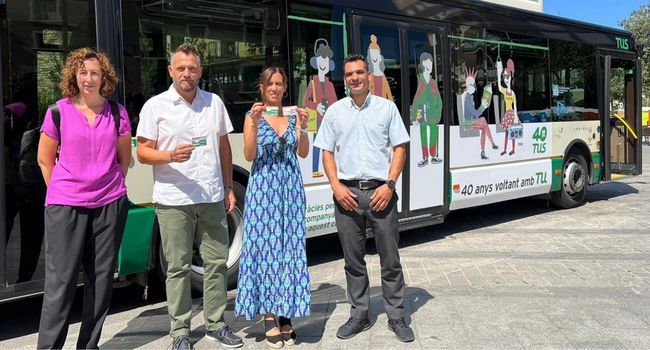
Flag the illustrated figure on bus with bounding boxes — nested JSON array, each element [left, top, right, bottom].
[[367, 34, 393, 101], [461, 67, 498, 160], [496, 58, 519, 156], [303, 38, 338, 178], [410, 52, 442, 166]]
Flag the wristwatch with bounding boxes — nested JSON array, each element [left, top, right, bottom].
[[387, 179, 396, 190]]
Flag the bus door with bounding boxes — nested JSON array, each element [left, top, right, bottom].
[[350, 14, 448, 222], [0, 10, 5, 290], [600, 54, 642, 179]]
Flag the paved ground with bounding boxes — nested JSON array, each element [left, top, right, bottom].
[[1, 146, 649, 349]]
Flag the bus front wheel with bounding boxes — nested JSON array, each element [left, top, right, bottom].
[[156, 181, 245, 294], [551, 152, 588, 209]]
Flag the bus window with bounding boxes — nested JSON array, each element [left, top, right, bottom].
[[485, 31, 551, 125], [288, 3, 346, 183], [359, 25, 401, 108], [1, 0, 96, 286], [549, 40, 598, 121], [121, 0, 286, 134], [450, 25, 491, 127]]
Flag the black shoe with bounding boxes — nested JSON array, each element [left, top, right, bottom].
[[172, 336, 193, 350], [388, 318, 415, 342], [417, 158, 428, 167], [205, 325, 244, 348], [336, 317, 371, 339]]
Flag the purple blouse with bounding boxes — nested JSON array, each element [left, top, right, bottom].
[[40, 98, 131, 208]]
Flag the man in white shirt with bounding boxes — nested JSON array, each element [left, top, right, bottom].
[[136, 43, 243, 350], [314, 54, 415, 342]]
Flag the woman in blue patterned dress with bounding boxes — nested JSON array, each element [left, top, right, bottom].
[[237, 67, 311, 348]]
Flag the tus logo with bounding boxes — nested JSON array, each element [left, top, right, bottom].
[[616, 37, 630, 51]]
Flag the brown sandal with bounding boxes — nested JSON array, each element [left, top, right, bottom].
[[279, 317, 296, 346], [265, 318, 283, 349]]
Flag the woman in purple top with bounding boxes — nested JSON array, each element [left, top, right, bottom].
[[35, 48, 132, 350]]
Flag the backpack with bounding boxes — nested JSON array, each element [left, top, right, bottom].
[[16, 101, 120, 187]]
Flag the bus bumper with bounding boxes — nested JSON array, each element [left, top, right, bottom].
[[117, 205, 156, 275]]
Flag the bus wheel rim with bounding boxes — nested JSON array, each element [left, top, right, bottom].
[[563, 160, 585, 196]]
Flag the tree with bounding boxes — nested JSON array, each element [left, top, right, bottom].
[[620, 3, 650, 105]]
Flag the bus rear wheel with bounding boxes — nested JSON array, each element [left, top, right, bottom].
[[157, 181, 245, 294], [551, 152, 588, 209]]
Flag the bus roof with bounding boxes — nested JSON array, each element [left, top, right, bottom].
[[299, 0, 637, 53]]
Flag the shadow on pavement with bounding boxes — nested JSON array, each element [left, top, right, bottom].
[[0, 283, 158, 341], [100, 305, 170, 349]]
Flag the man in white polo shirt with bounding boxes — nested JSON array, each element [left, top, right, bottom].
[[136, 43, 243, 350]]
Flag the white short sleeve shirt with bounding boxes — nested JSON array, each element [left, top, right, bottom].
[[137, 85, 234, 205]]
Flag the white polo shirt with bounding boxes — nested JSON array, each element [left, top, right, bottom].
[[137, 85, 233, 206]]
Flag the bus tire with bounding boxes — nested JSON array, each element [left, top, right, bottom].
[[156, 181, 246, 295], [550, 152, 588, 209]]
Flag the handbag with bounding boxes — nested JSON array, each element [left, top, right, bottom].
[[509, 124, 524, 139]]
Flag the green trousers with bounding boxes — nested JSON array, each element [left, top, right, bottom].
[[155, 202, 229, 337]]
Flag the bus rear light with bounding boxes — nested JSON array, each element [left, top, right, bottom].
[[554, 169, 562, 175], [594, 164, 600, 169]]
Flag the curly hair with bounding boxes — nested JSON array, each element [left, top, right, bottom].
[[59, 47, 118, 98]]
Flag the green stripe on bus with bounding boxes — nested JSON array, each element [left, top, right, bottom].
[[288, 15, 345, 26], [551, 157, 563, 192], [448, 35, 549, 51], [592, 152, 601, 183], [118, 204, 156, 275]]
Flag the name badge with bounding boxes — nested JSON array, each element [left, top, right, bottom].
[[192, 136, 207, 147], [265, 106, 279, 116], [283, 106, 297, 116]]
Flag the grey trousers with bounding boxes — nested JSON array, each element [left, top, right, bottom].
[[333, 187, 405, 320], [37, 195, 128, 350]]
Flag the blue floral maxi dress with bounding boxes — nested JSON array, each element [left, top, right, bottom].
[[235, 113, 311, 320]]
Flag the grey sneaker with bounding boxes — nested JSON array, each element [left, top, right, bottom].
[[336, 317, 371, 339], [172, 336, 193, 350], [205, 325, 244, 348], [388, 318, 415, 342]]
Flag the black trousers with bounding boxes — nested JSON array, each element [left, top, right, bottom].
[[333, 187, 405, 320], [37, 196, 128, 350]]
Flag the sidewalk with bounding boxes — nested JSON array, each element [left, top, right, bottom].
[[2, 146, 648, 349]]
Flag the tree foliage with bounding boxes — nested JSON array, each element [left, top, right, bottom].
[[620, 3, 650, 104]]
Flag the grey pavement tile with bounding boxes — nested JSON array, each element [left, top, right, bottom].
[[612, 328, 650, 349], [590, 304, 649, 330]]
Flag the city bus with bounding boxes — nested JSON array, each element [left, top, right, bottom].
[[0, 0, 643, 302]]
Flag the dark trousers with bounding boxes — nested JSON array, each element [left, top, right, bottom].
[[333, 187, 405, 320], [37, 196, 128, 350]]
